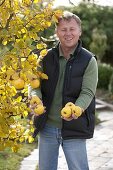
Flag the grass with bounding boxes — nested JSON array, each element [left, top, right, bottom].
[[35, 165, 39, 170], [0, 141, 38, 170]]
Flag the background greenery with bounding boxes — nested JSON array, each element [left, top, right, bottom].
[[43, 2, 113, 66]]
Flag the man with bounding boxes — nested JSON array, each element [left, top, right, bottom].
[[29, 11, 98, 170]]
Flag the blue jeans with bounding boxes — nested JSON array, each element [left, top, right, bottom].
[[38, 124, 89, 170]]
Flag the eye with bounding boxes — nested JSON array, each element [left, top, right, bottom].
[[70, 28, 75, 31], [61, 29, 66, 32]]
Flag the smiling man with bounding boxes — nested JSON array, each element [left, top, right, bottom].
[[56, 13, 81, 59], [30, 11, 98, 170]]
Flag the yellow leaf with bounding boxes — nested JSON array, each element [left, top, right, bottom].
[[34, 0, 39, 3], [54, 10, 63, 19], [19, 136, 25, 143], [2, 40, 7, 45], [40, 49, 48, 57], [46, 21, 51, 27], [12, 145, 20, 153], [30, 127, 34, 133], [21, 28, 26, 33], [29, 120, 33, 125], [16, 96, 22, 102], [41, 73, 48, 79], [37, 43, 46, 50], [1, 66, 6, 72], [28, 136, 34, 143], [21, 58, 26, 62], [23, 111, 28, 117]]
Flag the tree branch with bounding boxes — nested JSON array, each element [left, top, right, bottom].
[[0, 0, 5, 6], [68, 0, 76, 6], [5, 13, 14, 29]]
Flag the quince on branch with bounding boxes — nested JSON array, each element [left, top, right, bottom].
[[12, 78, 25, 90]]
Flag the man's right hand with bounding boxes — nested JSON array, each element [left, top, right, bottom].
[[29, 96, 46, 116]]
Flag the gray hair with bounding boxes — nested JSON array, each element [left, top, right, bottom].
[[56, 11, 82, 30]]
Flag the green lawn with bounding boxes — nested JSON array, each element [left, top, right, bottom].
[[0, 142, 38, 170]]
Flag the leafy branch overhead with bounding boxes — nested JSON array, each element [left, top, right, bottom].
[[0, 0, 62, 152]]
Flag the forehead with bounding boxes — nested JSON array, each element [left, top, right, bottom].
[[57, 18, 79, 27]]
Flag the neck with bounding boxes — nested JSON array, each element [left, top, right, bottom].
[[60, 46, 74, 59]]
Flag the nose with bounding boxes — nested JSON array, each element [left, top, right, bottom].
[[65, 29, 71, 35]]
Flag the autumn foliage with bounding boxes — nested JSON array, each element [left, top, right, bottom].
[[0, 0, 62, 152]]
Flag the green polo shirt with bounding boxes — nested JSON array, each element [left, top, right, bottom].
[[29, 47, 98, 129], [47, 53, 67, 128]]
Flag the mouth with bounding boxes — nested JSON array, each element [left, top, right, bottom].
[[65, 38, 73, 41]]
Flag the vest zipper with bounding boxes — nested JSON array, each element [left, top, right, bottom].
[[67, 64, 72, 89]]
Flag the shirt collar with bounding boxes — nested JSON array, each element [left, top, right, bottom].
[[59, 43, 78, 58]]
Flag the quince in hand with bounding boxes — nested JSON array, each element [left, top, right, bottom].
[[71, 105, 82, 117], [65, 102, 82, 117], [34, 104, 45, 115], [61, 106, 72, 118], [65, 102, 75, 108], [30, 96, 41, 105], [30, 79, 40, 89]]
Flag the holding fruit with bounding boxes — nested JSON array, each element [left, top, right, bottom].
[[34, 104, 45, 115], [71, 105, 83, 117], [66, 102, 82, 117], [30, 96, 42, 105], [61, 102, 83, 119], [30, 96, 45, 115]]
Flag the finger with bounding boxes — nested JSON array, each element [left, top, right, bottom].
[[28, 96, 32, 100], [61, 116, 73, 121], [72, 114, 78, 119], [30, 103, 37, 109]]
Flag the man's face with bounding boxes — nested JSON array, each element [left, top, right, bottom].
[[56, 18, 81, 49]]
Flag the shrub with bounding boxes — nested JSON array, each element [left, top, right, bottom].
[[97, 63, 113, 90]]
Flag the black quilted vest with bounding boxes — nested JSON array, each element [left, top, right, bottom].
[[33, 41, 96, 139]]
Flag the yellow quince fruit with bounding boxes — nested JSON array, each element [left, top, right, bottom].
[[65, 102, 75, 108], [71, 105, 82, 117], [30, 96, 41, 105], [30, 79, 40, 89], [12, 78, 25, 90], [34, 104, 45, 115], [65, 102, 82, 117], [61, 106, 72, 118]]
